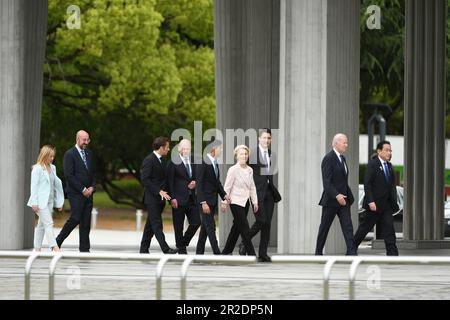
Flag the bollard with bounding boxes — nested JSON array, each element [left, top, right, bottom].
[[91, 208, 98, 230], [136, 209, 143, 231]]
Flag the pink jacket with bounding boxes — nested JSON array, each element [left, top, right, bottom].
[[223, 164, 258, 207]]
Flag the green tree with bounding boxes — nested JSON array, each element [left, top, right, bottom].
[[43, 0, 216, 208], [360, 0, 404, 135], [360, 0, 450, 138]]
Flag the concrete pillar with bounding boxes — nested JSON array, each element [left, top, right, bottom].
[[403, 0, 446, 241], [214, 0, 280, 248], [277, 0, 360, 254], [0, 0, 47, 249]]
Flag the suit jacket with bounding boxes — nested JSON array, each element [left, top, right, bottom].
[[318, 150, 354, 207], [166, 155, 196, 206], [363, 157, 399, 212], [141, 152, 168, 204], [27, 164, 65, 209], [63, 147, 96, 196], [248, 147, 282, 203], [195, 157, 226, 207], [223, 163, 258, 207]]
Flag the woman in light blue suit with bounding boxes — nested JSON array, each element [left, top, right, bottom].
[[27, 145, 65, 251]]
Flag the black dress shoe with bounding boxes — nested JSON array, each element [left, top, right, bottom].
[[178, 248, 187, 254], [238, 242, 246, 256], [257, 255, 271, 263], [164, 248, 178, 254]]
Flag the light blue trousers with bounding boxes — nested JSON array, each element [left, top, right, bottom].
[[33, 202, 57, 249]]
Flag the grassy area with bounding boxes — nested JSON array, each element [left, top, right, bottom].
[[93, 191, 134, 209], [393, 166, 450, 185], [361, 164, 450, 185]]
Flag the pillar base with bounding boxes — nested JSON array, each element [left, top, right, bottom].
[[372, 239, 450, 250]]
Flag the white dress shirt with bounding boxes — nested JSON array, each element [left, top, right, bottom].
[[333, 148, 347, 174]]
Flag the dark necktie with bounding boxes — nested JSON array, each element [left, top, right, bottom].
[[213, 159, 219, 178], [340, 155, 347, 174], [184, 157, 192, 178], [80, 149, 88, 169], [263, 150, 269, 175]]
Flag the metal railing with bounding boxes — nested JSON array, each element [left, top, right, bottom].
[[0, 251, 256, 300], [271, 256, 355, 299], [2, 251, 450, 300], [271, 255, 450, 300]]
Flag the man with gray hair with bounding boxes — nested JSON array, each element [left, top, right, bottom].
[[315, 133, 357, 255], [166, 139, 200, 254]]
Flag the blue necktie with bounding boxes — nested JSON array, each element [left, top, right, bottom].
[[383, 162, 390, 182], [184, 157, 192, 178], [80, 149, 88, 169]]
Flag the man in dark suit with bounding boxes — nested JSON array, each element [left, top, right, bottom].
[[56, 130, 96, 252], [315, 133, 357, 256], [166, 139, 200, 254], [354, 141, 399, 256], [238, 128, 282, 262], [139, 137, 177, 254], [195, 139, 230, 254]]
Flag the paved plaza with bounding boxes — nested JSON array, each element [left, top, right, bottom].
[[1, 228, 450, 300]]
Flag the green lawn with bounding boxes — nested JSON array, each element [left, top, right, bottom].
[[393, 166, 450, 185], [93, 191, 134, 209]]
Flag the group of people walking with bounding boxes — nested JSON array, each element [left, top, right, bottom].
[[27, 129, 399, 258], [315, 134, 399, 256], [138, 128, 281, 262]]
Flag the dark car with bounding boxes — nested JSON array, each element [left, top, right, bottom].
[[358, 185, 450, 237], [445, 201, 450, 237], [358, 184, 403, 234]]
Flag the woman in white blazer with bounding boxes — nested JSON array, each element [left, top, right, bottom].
[[27, 145, 65, 251]]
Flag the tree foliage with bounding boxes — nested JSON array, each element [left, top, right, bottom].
[[360, 0, 450, 138], [43, 0, 215, 208]]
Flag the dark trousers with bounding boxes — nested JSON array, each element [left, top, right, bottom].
[[140, 200, 170, 253], [354, 207, 398, 256], [315, 205, 356, 255], [196, 204, 221, 254], [245, 190, 275, 257], [56, 193, 93, 252], [222, 202, 256, 256], [172, 197, 201, 251]]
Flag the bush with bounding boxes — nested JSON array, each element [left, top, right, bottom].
[[108, 179, 144, 204]]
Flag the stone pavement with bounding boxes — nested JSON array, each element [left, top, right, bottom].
[[1, 228, 450, 300]]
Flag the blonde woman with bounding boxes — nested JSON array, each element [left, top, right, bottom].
[[27, 145, 65, 252], [221, 145, 258, 256]]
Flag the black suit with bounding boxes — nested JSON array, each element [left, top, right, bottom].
[[166, 156, 200, 253], [139, 152, 171, 253], [195, 157, 226, 254], [354, 158, 399, 255], [57, 146, 96, 252], [315, 150, 356, 255], [239, 147, 281, 257]]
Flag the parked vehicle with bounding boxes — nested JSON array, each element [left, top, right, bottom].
[[445, 201, 450, 237], [358, 185, 450, 237]]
